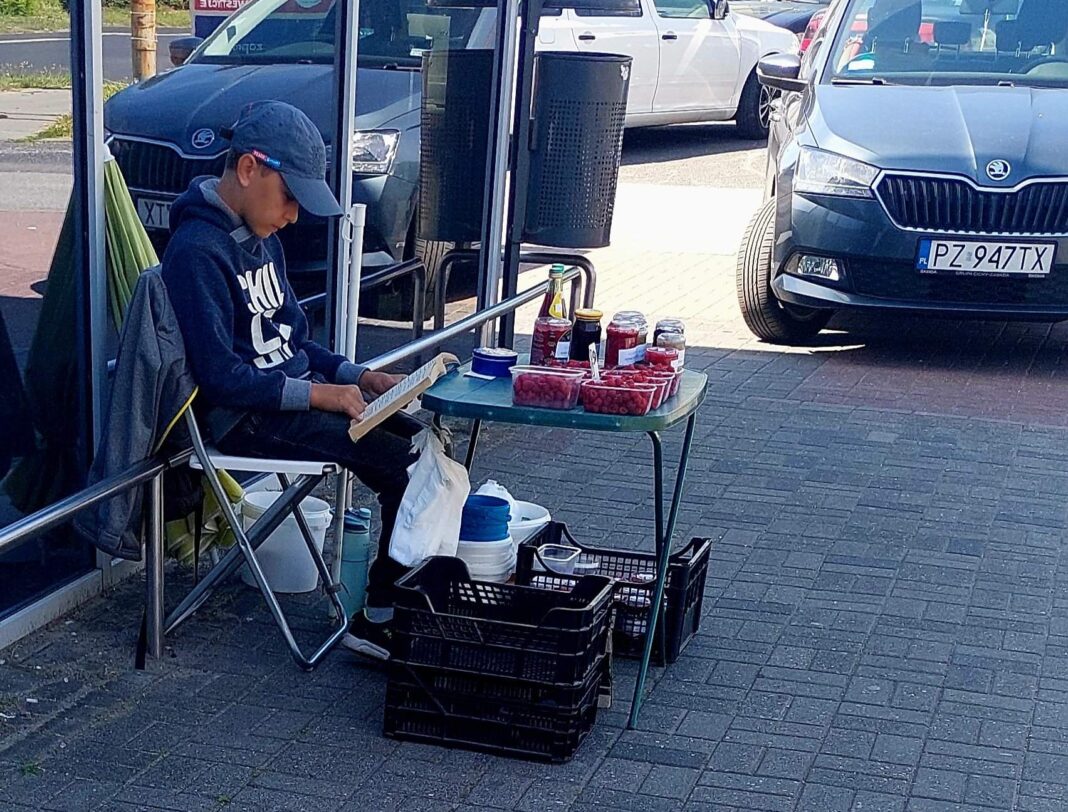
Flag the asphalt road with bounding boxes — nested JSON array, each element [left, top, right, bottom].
[[0, 28, 186, 82]]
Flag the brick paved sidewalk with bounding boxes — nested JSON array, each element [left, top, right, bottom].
[[7, 185, 1068, 810]]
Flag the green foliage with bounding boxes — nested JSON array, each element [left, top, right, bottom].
[[0, 0, 35, 16]]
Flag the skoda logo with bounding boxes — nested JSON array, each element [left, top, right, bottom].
[[191, 128, 215, 150], [986, 159, 1011, 182]]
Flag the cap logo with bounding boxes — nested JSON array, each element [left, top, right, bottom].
[[250, 149, 282, 171]]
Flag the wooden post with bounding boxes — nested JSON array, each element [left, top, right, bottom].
[[131, 0, 157, 81]]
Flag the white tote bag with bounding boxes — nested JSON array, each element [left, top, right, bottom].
[[388, 427, 471, 567]]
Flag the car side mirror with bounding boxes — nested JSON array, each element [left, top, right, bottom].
[[169, 36, 204, 67], [757, 53, 805, 93], [711, 0, 729, 19]]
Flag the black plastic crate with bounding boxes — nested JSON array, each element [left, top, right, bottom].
[[384, 657, 605, 762], [515, 523, 712, 664], [392, 556, 615, 685]]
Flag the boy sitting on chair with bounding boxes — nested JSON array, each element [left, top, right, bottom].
[[162, 100, 412, 661]]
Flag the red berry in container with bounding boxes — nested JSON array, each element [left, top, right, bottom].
[[511, 365, 584, 410], [580, 381, 656, 416]]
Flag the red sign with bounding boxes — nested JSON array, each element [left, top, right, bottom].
[[191, 0, 247, 13]]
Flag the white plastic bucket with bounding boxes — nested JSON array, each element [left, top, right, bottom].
[[239, 490, 333, 594], [457, 536, 516, 582], [509, 501, 551, 546]]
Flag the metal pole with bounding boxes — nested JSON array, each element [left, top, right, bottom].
[[499, 0, 542, 348], [344, 204, 367, 361], [476, 0, 521, 348], [70, 0, 107, 454], [145, 473, 164, 659], [327, 0, 361, 351], [327, 0, 361, 613]]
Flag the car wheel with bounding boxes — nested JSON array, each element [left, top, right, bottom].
[[736, 199, 832, 344], [736, 71, 775, 141]]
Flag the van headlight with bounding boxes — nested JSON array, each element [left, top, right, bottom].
[[352, 130, 399, 174], [795, 147, 878, 198]]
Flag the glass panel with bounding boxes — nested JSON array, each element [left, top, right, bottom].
[[828, 0, 1068, 86], [0, 54, 95, 618], [654, 0, 711, 19]]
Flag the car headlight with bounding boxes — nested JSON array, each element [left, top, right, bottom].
[[795, 147, 878, 198], [352, 130, 399, 174]]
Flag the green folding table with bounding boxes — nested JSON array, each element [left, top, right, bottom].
[[422, 364, 708, 727]]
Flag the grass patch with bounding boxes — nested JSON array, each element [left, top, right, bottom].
[[0, 67, 71, 91], [22, 79, 126, 141], [0, 0, 189, 33], [18, 761, 42, 777]]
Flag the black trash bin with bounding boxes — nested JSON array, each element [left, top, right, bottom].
[[522, 51, 631, 249], [418, 49, 495, 244]]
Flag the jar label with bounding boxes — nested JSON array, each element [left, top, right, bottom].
[[555, 340, 571, 360], [617, 345, 643, 366]]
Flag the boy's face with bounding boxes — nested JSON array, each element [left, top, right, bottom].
[[235, 153, 300, 238]]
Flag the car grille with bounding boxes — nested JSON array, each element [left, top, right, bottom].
[[849, 260, 1068, 306], [876, 174, 1068, 236], [109, 137, 226, 195]]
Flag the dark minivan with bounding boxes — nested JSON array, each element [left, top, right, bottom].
[[737, 0, 1068, 343]]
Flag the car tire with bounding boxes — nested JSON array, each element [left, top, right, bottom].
[[736, 199, 832, 344], [736, 71, 775, 141]]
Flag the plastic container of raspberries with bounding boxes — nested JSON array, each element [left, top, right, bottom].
[[580, 381, 656, 416], [511, 366, 586, 410]]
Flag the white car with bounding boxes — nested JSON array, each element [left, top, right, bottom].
[[536, 0, 798, 137]]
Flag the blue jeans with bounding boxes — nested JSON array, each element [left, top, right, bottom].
[[216, 408, 420, 610]]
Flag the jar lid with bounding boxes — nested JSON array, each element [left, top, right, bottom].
[[655, 318, 685, 328], [535, 316, 571, 327], [574, 309, 603, 321], [475, 346, 519, 358]]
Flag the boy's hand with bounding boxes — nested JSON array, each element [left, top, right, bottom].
[[310, 383, 366, 420], [360, 370, 405, 398]]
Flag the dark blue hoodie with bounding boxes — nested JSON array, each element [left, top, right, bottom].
[[162, 176, 366, 437]]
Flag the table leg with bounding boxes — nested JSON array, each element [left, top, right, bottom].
[[629, 413, 698, 728], [648, 432, 667, 666], [464, 419, 483, 471]]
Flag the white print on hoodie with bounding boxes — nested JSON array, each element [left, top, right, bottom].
[[237, 261, 295, 369]]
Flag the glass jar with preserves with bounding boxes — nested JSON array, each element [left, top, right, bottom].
[[569, 309, 603, 362], [654, 330, 686, 368], [605, 317, 642, 367], [610, 311, 647, 365], [653, 318, 685, 345], [530, 316, 572, 366], [646, 346, 680, 370]]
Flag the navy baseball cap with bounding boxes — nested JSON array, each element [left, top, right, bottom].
[[220, 101, 343, 218]]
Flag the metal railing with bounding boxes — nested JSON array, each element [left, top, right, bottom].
[[0, 261, 596, 639]]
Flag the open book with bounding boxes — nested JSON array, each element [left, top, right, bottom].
[[348, 352, 459, 441]]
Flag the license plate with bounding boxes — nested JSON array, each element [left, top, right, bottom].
[[136, 197, 171, 230], [917, 239, 1055, 276]]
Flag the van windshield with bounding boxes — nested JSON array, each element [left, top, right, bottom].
[[827, 0, 1068, 87], [194, 0, 484, 67]]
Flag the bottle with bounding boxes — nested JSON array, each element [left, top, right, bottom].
[[339, 508, 373, 619], [538, 264, 568, 321]]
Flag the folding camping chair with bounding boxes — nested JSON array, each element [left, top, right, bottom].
[[158, 410, 350, 671], [116, 267, 351, 671]]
